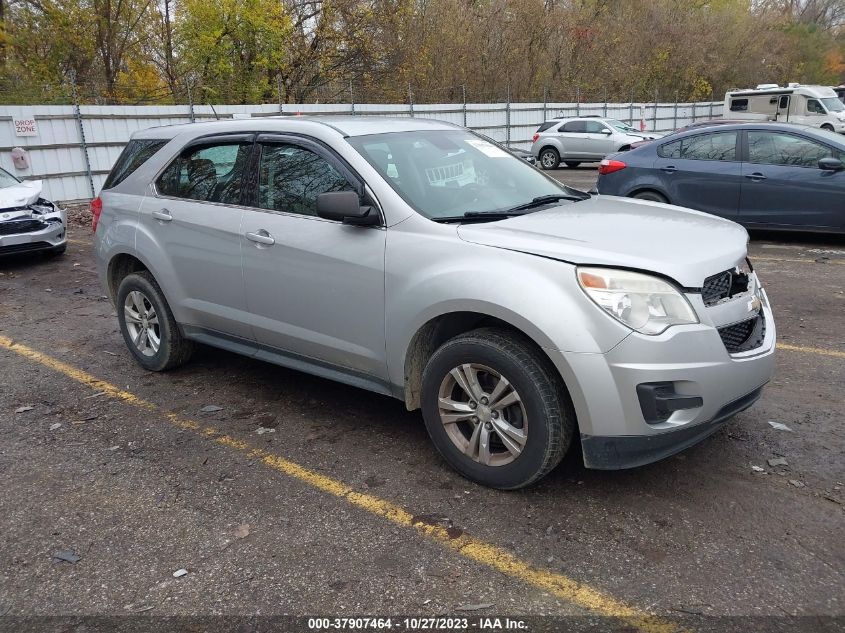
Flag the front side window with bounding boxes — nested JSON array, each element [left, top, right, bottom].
[[730, 98, 748, 112], [657, 132, 737, 161], [820, 97, 845, 112], [156, 142, 252, 204], [561, 121, 587, 133], [257, 143, 354, 216], [0, 167, 19, 189], [104, 139, 168, 189], [747, 131, 841, 168], [584, 121, 609, 134], [807, 99, 825, 114], [348, 130, 573, 220]]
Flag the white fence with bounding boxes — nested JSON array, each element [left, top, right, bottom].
[[0, 100, 724, 203]]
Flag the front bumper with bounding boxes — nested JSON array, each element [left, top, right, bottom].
[[0, 213, 67, 256], [548, 291, 776, 469]]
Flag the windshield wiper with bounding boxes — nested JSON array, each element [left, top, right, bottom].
[[503, 193, 588, 213], [431, 210, 530, 223]]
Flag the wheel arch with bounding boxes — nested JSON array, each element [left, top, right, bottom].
[[106, 252, 150, 304]]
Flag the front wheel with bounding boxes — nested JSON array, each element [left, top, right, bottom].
[[539, 148, 560, 170], [116, 271, 194, 371], [821, 124, 834, 133], [420, 328, 574, 489]]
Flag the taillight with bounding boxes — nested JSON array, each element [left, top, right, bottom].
[[532, 133, 539, 143], [90, 196, 103, 233], [598, 159, 626, 175]]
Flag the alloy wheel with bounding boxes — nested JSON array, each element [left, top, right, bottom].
[[123, 290, 160, 357]]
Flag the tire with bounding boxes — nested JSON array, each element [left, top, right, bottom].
[[43, 243, 67, 257], [564, 161, 581, 168], [539, 148, 560, 170], [116, 271, 194, 371], [420, 328, 574, 489], [822, 124, 834, 133], [632, 190, 668, 203]]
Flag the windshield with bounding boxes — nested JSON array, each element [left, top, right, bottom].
[[821, 97, 845, 113], [0, 168, 19, 189], [348, 130, 577, 220], [607, 119, 638, 133]]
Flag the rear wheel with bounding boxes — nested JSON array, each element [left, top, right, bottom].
[[539, 148, 560, 170], [116, 271, 194, 371], [420, 328, 573, 489], [632, 190, 668, 203], [564, 161, 581, 168]]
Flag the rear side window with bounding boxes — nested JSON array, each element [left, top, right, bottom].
[[561, 121, 588, 133], [156, 141, 252, 204], [103, 139, 167, 189], [729, 98, 748, 112], [657, 132, 737, 161]]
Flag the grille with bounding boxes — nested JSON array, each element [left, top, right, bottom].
[[702, 268, 750, 306], [0, 219, 48, 236], [718, 314, 766, 354]]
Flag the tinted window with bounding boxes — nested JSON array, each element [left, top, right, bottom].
[[536, 122, 557, 133], [584, 121, 609, 133], [257, 144, 353, 216], [561, 121, 587, 133], [103, 139, 167, 189], [156, 142, 251, 204], [747, 131, 841, 168], [657, 132, 736, 161], [729, 98, 748, 112], [807, 99, 825, 114]]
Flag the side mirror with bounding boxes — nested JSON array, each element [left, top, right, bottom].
[[316, 191, 379, 226], [818, 157, 844, 171], [600, 129, 613, 135]]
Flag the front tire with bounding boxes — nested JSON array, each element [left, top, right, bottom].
[[116, 271, 194, 371], [539, 148, 560, 170], [420, 328, 574, 489], [821, 124, 834, 133]]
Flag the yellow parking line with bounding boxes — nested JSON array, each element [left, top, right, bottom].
[[0, 334, 684, 633], [776, 343, 845, 359]]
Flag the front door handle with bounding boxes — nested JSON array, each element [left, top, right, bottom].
[[744, 172, 767, 182], [245, 230, 276, 246], [661, 165, 677, 174], [152, 209, 172, 222]]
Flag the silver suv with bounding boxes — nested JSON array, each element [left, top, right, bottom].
[[93, 117, 775, 489], [531, 117, 663, 169]]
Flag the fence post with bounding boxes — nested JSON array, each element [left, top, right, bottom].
[[349, 80, 355, 115], [408, 82, 414, 118], [462, 84, 467, 127], [603, 88, 608, 118], [186, 81, 195, 123], [629, 88, 634, 125], [709, 90, 714, 119], [652, 88, 658, 131], [70, 75, 95, 200], [543, 86, 548, 123], [277, 76, 284, 115], [505, 84, 511, 146], [575, 85, 580, 117], [673, 91, 678, 130]]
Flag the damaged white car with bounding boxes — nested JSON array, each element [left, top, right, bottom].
[[0, 168, 66, 257]]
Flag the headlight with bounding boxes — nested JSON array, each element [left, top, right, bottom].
[[577, 267, 698, 335]]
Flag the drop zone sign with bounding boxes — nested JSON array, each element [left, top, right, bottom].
[[13, 114, 38, 137]]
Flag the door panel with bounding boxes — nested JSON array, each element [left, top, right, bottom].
[[739, 130, 844, 230], [653, 132, 742, 219], [139, 138, 253, 337], [240, 139, 388, 379]]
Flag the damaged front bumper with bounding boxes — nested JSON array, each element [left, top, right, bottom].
[[0, 203, 67, 256]]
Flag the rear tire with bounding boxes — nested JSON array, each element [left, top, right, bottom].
[[564, 161, 581, 168], [420, 328, 574, 489], [539, 148, 560, 170], [116, 271, 194, 371], [632, 190, 668, 203]]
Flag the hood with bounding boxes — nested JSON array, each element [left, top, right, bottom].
[[0, 180, 42, 210], [457, 196, 748, 287]]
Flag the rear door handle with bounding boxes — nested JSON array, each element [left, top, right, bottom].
[[745, 172, 767, 181], [661, 166, 677, 174], [152, 209, 172, 222], [245, 230, 276, 246]]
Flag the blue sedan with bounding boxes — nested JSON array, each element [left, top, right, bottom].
[[596, 123, 844, 233]]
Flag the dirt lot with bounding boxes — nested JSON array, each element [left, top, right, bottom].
[[0, 188, 843, 632]]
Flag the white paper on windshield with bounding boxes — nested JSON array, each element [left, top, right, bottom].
[[0, 179, 42, 209], [465, 139, 509, 158]]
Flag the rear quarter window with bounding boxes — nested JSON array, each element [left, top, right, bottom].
[[536, 122, 558, 133], [657, 139, 682, 158], [103, 139, 168, 190]]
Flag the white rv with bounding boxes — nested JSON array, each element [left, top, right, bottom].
[[724, 83, 845, 133]]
